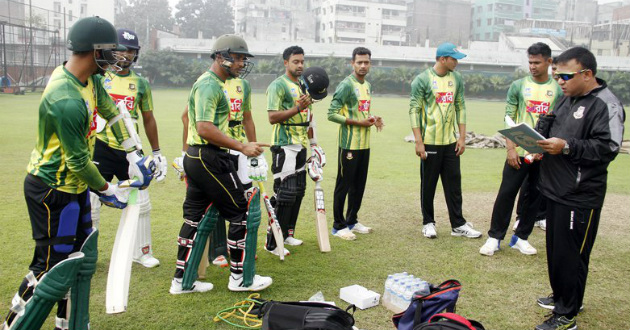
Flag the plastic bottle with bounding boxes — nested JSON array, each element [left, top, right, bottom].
[[383, 275, 394, 305], [416, 280, 430, 296], [402, 285, 414, 309]]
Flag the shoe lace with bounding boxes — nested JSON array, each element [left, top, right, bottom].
[[543, 313, 559, 325]]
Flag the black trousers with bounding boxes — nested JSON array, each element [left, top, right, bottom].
[[420, 143, 466, 228], [5, 175, 92, 324], [546, 201, 601, 318], [333, 148, 370, 230], [488, 159, 541, 240], [93, 138, 129, 181], [175, 145, 248, 277], [515, 177, 547, 222]]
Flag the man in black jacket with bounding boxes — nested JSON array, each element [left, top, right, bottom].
[[534, 47, 625, 330]]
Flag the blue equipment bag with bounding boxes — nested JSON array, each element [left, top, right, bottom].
[[393, 280, 462, 330]]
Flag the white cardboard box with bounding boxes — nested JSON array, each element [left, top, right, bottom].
[[339, 285, 380, 310]]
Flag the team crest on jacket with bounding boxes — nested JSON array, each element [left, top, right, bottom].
[[236, 86, 242, 94], [547, 90, 553, 96], [346, 151, 353, 160], [448, 81, 454, 87], [573, 106, 585, 119], [129, 83, 136, 91]]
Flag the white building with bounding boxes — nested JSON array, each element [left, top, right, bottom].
[[31, 0, 116, 31], [313, 0, 407, 45]]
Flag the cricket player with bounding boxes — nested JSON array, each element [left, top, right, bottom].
[[327, 47, 383, 240], [91, 28, 166, 268], [479, 42, 562, 256], [2, 16, 154, 330], [263, 46, 324, 256], [534, 47, 625, 330], [170, 34, 272, 294], [409, 42, 481, 239], [174, 74, 263, 268]]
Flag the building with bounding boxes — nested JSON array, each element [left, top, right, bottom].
[[471, 0, 558, 41], [406, 0, 472, 47], [555, 0, 597, 24], [313, 0, 408, 45], [233, 0, 317, 43]]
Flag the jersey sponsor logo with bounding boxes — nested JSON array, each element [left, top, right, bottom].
[[230, 98, 242, 114], [359, 100, 370, 112], [129, 83, 136, 91], [110, 93, 136, 112], [526, 100, 550, 114], [103, 78, 112, 90], [436, 92, 454, 104], [432, 80, 438, 90], [290, 88, 298, 98], [573, 106, 585, 119], [88, 107, 98, 138], [524, 87, 532, 97]]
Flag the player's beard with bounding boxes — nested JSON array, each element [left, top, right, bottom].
[[290, 68, 302, 78]]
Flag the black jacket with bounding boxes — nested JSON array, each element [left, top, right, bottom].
[[537, 79, 625, 209]]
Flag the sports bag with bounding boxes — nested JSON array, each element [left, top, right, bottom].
[[258, 301, 355, 330], [393, 280, 461, 330], [414, 313, 485, 330]]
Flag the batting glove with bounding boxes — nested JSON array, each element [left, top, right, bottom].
[[307, 159, 323, 182], [99, 182, 130, 209], [247, 155, 268, 182], [126, 150, 155, 189], [152, 149, 167, 182], [172, 152, 186, 181], [311, 145, 326, 167]]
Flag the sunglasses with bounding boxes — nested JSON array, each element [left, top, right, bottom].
[[553, 69, 590, 81]]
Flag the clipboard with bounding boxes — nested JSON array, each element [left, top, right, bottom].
[[498, 116, 546, 154]]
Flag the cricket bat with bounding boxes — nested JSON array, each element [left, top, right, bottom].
[[258, 182, 285, 260], [105, 186, 139, 314], [313, 181, 331, 252], [197, 239, 210, 279]]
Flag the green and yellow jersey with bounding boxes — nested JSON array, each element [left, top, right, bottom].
[[224, 78, 251, 143], [328, 74, 372, 150], [186, 70, 230, 146], [505, 75, 563, 156], [267, 75, 311, 148], [409, 68, 466, 145], [97, 70, 153, 150], [27, 66, 130, 194]]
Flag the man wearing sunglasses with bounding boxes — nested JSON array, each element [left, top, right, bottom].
[[534, 47, 625, 330], [480, 42, 562, 257]]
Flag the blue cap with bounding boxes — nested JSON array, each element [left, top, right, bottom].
[[436, 42, 466, 60], [117, 28, 140, 50]]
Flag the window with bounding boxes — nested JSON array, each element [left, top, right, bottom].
[[282, 26, 286, 32], [69, 10, 73, 21], [485, 32, 490, 39], [80, 4, 87, 15], [329, 22, 333, 28], [477, 19, 481, 27], [487, 18, 491, 25], [487, 4, 492, 11], [477, 6, 482, 13]]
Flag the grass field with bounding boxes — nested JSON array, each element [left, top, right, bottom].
[[0, 89, 628, 330]]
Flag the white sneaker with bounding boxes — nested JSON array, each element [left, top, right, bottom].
[[535, 219, 547, 231], [509, 235, 537, 255], [284, 237, 303, 246], [264, 246, 290, 257], [451, 222, 482, 238], [332, 227, 357, 240], [512, 219, 520, 232], [212, 255, 228, 268], [133, 254, 160, 268], [479, 237, 500, 256], [228, 274, 273, 292], [350, 222, 372, 234], [169, 278, 213, 294], [422, 223, 437, 238]]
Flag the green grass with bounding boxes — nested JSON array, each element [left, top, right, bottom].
[[0, 90, 628, 330]]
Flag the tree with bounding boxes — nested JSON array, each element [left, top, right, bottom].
[[115, 0, 175, 47], [175, 0, 234, 39]]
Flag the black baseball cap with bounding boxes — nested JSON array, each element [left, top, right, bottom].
[[300, 66, 329, 100]]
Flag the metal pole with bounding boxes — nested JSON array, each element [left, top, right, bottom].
[[29, 0, 35, 91], [2, 24, 7, 88]]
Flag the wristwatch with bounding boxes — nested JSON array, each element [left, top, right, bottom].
[[562, 142, 570, 155]]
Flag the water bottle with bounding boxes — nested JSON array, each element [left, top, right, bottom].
[[416, 280, 430, 296], [383, 275, 394, 305], [402, 285, 414, 309]]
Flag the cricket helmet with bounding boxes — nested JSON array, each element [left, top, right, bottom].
[[300, 66, 329, 100], [211, 34, 254, 78], [67, 16, 125, 52]]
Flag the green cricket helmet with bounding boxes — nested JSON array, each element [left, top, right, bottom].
[[211, 34, 254, 78], [67, 16, 125, 71]]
